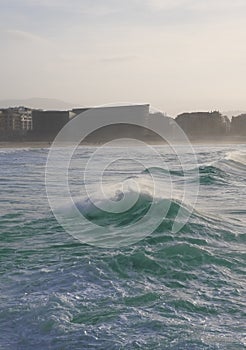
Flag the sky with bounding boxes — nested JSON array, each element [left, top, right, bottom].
[[0, 0, 246, 116]]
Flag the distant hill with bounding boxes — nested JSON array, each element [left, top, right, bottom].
[[0, 98, 77, 110]]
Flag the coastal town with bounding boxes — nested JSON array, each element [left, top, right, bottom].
[[0, 105, 245, 143]]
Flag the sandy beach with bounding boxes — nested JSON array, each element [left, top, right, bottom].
[[0, 142, 52, 149]]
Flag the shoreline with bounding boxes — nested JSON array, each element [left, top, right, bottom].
[[0, 138, 245, 149], [0, 141, 52, 149]]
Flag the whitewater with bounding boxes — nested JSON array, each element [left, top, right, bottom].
[[0, 144, 245, 349]]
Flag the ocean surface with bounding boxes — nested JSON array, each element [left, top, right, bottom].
[[0, 144, 245, 349]]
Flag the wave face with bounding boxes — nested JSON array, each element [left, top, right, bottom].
[[0, 145, 246, 349]]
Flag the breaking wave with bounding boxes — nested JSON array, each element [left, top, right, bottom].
[[224, 150, 246, 168]]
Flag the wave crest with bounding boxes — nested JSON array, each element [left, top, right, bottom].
[[224, 151, 246, 167]]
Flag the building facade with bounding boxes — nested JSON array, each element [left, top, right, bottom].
[[0, 107, 33, 140], [231, 114, 246, 136], [32, 110, 69, 138], [176, 111, 230, 139]]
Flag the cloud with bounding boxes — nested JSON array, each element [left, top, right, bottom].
[[7, 0, 74, 9], [99, 55, 138, 63], [4, 0, 121, 16], [3, 29, 50, 44], [145, 0, 246, 11], [0, 0, 246, 114], [2, 0, 246, 40], [144, 0, 189, 11], [140, 0, 246, 25]]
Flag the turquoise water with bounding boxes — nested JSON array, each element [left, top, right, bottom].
[[0, 145, 245, 349]]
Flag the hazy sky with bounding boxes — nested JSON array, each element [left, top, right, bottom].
[[0, 0, 246, 116]]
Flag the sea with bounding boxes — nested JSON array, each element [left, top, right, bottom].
[[0, 143, 245, 349]]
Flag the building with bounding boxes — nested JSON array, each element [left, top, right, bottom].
[[145, 111, 175, 141], [0, 109, 8, 135], [18, 107, 33, 131], [0, 107, 33, 140], [231, 114, 246, 136], [0, 107, 33, 133], [175, 111, 230, 139], [0, 109, 16, 132], [80, 104, 151, 143], [32, 110, 69, 138], [70, 108, 90, 118]]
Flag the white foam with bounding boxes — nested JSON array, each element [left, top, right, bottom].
[[225, 151, 246, 166], [80, 175, 171, 214]]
